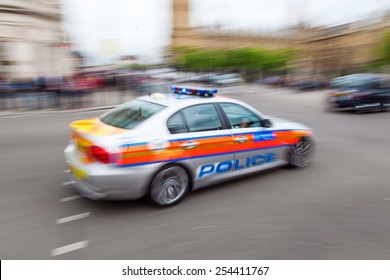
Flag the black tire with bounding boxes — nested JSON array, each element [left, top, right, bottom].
[[148, 165, 190, 207], [288, 136, 315, 168], [381, 102, 390, 112]]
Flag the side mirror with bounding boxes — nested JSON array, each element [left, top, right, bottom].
[[261, 118, 272, 128]]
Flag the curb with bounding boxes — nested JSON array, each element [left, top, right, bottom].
[[0, 105, 118, 116]]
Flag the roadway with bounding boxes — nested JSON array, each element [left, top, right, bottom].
[[1, 84, 389, 259]]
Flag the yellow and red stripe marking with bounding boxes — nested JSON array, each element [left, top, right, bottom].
[[118, 135, 235, 166], [117, 129, 312, 167]]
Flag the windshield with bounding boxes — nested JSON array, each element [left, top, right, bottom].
[[100, 99, 165, 129]]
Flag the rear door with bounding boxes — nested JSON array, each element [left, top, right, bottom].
[[166, 103, 235, 188]]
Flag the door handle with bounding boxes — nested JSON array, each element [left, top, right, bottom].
[[180, 141, 199, 149], [235, 136, 248, 143]]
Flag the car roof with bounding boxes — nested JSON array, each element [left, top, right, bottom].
[[136, 92, 233, 107]]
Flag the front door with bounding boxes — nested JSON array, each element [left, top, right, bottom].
[[166, 103, 235, 188], [218, 102, 287, 175]]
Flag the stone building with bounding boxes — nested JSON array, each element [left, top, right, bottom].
[[300, 17, 390, 74], [171, 0, 390, 75], [0, 0, 75, 81], [172, 0, 295, 52]]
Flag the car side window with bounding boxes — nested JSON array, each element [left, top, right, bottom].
[[167, 112, 188, 134], [220, 103, 262, 129], [179, 104, 223, 133]]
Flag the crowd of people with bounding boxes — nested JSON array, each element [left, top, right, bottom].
[[0, 70, 148, 111], [0, 73, 107, 111]]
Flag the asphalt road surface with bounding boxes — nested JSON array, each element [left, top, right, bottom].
[[1, 84, 389, 259]]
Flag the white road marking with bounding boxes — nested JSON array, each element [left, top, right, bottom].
[[191, 225, 217, 230], [383, 198, 390, 201], [64, 169, 70, 173], [59, 195, 83, 202], [51, 240, 89, 256], [56, 212, 90, 224], [62, 181, 75, 186], [0, 114, 30, 119]]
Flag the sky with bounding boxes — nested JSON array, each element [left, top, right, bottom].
[[60, 0, 390, 64]]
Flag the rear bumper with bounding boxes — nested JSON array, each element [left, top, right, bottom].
[[328, 99, 384, 111], [64, 143, 160, 200], [328, 95, 390, 111]]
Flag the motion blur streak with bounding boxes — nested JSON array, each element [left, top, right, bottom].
[[1, 0, 390, 259], [1, 84, 390, 259]]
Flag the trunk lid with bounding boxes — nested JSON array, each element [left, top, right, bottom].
[[70, 118, 128, 164]]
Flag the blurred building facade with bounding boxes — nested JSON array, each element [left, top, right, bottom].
[[300, 17, 390, 75], [172, 0, 294, 51], [172, 0, 390, 75], [0, 0, 74, 80]]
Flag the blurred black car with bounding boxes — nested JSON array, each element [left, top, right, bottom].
[[326, 73, 390, 112]]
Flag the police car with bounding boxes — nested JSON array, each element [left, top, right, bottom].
[[64, 86, 314, 206]]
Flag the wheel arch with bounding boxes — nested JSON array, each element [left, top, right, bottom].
[[147, 161, 194, 193], [287, 134, 315, 168]]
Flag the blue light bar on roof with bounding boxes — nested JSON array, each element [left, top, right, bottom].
[[171, 85, 217, 97]]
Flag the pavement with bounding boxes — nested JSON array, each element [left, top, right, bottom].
[[0, 87, 135, 116], [0, 105, 117, 117]]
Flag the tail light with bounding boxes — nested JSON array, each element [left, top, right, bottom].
[[90, 146, 112, 164]]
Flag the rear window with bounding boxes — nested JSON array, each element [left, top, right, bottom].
[[100, 99, 165, 129]]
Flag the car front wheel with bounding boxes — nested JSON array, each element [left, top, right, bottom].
[[148, 165, 190, 206], [288, 136, 315, 168]]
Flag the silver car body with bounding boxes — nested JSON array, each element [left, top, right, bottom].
[[64, 92, 313, 200]]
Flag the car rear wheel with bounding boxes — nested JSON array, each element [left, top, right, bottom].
[[148, 165, 190, 206], [381, 101, 390, 112], [288, 137, 315, 168]]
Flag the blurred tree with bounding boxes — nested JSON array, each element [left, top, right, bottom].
[[370, 30, 390, 71], [173, 47, 294, 79]]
